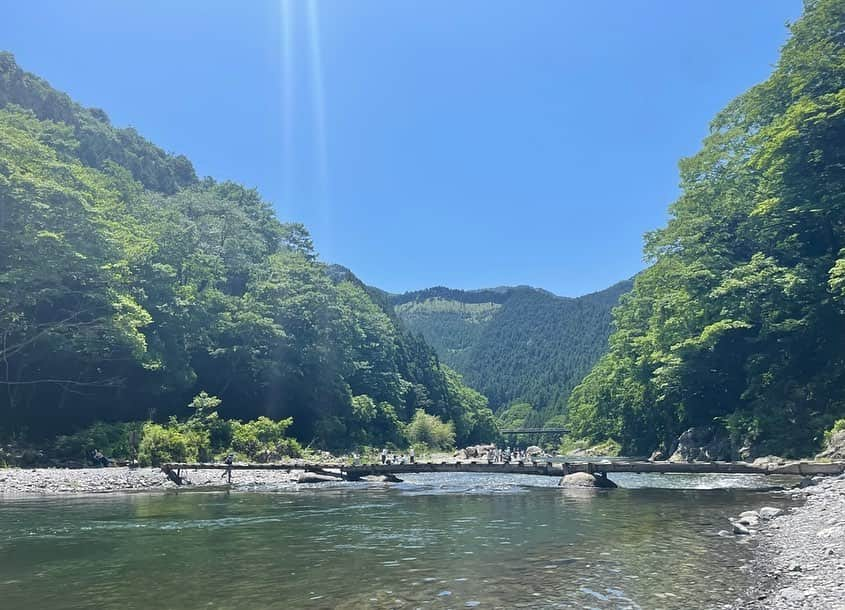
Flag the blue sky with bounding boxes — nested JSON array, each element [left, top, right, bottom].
[[4, 1, 802, 296]]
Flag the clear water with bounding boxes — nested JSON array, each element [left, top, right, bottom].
[[0, 473, 795, 609]]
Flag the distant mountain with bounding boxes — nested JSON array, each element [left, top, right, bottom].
[[390, 281, 633, 424]]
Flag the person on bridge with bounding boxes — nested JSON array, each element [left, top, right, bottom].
[[410, 447, 415, 464], [381, 448, 387, 464]]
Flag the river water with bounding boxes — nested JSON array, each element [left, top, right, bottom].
[[0, 472, 796, 609]]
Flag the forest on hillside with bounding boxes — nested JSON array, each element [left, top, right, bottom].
[[393, 282, 631, 426], [0, 52, 496, 456], [568, 0, 845, 458]]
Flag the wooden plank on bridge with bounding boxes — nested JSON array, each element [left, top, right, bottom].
[[161, 459, 845, 479]]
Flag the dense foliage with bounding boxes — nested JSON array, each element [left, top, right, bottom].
[[0, 54, 496, 450], [404, 409, 456, 450], [137, 395, 302, 467], [393, 282, 631, 424], [568, 0, 845, 458]]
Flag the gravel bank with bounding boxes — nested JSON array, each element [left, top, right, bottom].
[[0, 466, 299, 494], [730, 475, 845, 610]]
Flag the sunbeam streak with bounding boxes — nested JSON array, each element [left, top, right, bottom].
[[305, 0, 332, 256]]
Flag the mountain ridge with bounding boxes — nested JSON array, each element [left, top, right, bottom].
[[390, 279, 633, 424]]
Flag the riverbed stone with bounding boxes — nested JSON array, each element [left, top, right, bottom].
[[732, 522, 751, 535], [295, 472, 341, 484], [558, 472, 617, 488], [759, 507, 782, 520], [739, 514, 760, 527]]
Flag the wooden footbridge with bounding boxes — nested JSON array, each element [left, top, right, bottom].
[[161, 459, 845, 486]]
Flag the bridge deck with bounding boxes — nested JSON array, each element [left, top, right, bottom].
[[162, 459, 845, 478]]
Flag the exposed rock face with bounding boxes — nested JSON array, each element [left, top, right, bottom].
[[558, 472, 618, 489], [668, 426, 732, 462], [817, 429, 845, 460], [648, 450, 665, 462]]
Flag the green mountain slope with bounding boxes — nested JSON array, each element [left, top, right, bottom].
[[0, 52, 495, 449], [568, 0, 845, 458], [391, 281, 632, 422]]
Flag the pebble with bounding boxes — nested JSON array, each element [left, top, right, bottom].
[[730, 476, 845, 609], [0, 467, 298, 495]]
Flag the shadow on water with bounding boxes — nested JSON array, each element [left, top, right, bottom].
[[0, 473, 797, 609]]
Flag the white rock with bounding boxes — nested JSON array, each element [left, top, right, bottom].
[[737, 511, 760, 526], [759, 506, 782, 520], [732, 522, 751, 535], [777, 587, 805, 602], [817, 525, 845, 539]]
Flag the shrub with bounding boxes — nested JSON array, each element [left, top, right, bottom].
[[349, 395, 404, 448], [55, 422, 144, 461], [558, 436, 622, 457], [176, 392, 234, 460], [231, 416, 299, 460], [138, 423, 195, 466], [824, 418, 845, 445], [405, 410, 455, 450]]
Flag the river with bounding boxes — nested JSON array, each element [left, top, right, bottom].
[[0, 472, 796, 609]]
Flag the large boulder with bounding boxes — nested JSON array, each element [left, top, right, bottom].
[[558, 472, 618, 489], [668, 426, 732, 462], [817, 429, 845, 460], [752, 455, 787, 466], [295, 471, 340, 484], [459, 444, 496, 459], [525, 445, 543, 457]]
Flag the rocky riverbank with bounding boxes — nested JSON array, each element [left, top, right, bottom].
[[0, 466, 300, 494], [730, 474, 845, 610]]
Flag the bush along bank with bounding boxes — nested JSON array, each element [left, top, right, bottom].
[[1, 392, 468, 468]]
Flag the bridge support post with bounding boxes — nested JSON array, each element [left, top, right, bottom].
[[161, 465, 184, 486], [593, 471, 617, 489]]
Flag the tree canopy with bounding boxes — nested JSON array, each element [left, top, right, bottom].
[[0, 53, 496, 450], [567, 0, 845, 458], [393, 282, 631, 425]]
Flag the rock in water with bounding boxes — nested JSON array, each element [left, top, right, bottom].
[[738, 514, 760, 527], [295, 472, 340, 484], [362, 474, 403, 483], [732, 522, 751, 535], [759, 506, 782, 520], [558, 472, 617, 488]]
